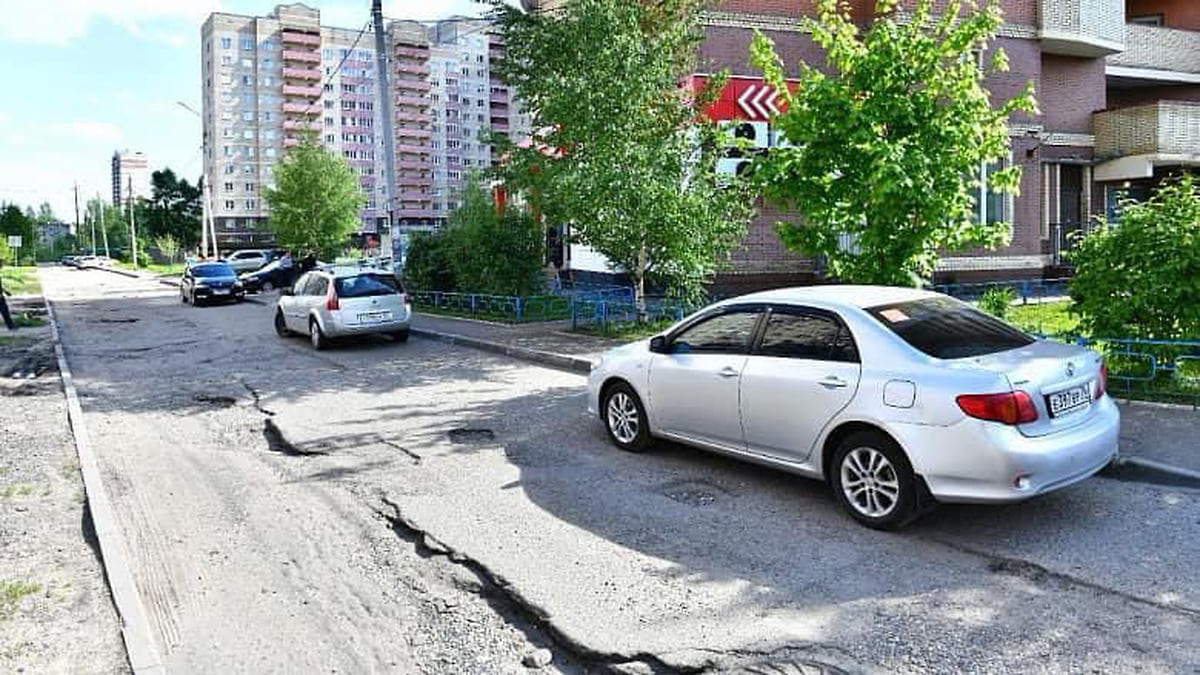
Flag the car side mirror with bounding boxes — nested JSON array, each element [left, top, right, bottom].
[[280, 287, 294, 296], [649, 335, 668, 354]]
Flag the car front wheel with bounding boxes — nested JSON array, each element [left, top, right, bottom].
[[830, 431, 919, 530], [309, 319, 327, 350], [274, 310, 290, 337], [601, 382, 652, 452]]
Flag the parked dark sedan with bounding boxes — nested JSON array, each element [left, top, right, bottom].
[[180, 262, 245, 306], [239, 256, 296, 293]]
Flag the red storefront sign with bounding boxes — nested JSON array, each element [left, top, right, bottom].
[[690, 75, 800, 122]]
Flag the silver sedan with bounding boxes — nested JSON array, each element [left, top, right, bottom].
[[587, 286, 1119, 530]]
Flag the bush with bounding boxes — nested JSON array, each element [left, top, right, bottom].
[[1069, 176, 1200, 340], [979, 286, 1017, 320], [404, 232, 454, 291]]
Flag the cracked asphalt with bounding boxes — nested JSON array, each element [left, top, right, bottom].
[[43, 267, 1200, 673]]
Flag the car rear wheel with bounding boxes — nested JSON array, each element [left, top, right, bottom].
[[830, 431, 919, 530], [274, 310, 290, 337], [601, 382, 652, 453], [391, 329, 409, 343], [261, 280, 273, 292], [309, 318, 327, 350]]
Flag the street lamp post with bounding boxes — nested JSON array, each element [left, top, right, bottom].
[[176, 101, 218, 259]]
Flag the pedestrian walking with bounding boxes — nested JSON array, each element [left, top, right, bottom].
[[0, 268, 15, 331]]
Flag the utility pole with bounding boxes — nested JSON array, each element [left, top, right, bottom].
[[97, 193, 110, 258], [89, 199, 97, 255], [372, 0, 399, 262], [200, 177, 210, 259], [128, 175, 138, 267], [74, 183, 81, 245]]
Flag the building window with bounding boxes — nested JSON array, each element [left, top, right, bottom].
[[972, 160, 1010, 226], [225, 200, 236, 210], [223, 182, 234, 192], [1131, 14, 1164, 26], [221, 37, 232, 49], [243, 130, 254, 140], [224, 146, 235, 157], [222, 128, 234, 139], [242, 38, 253, 50], [263, 111, 273, 122], [246, 200, 256, 210], [244, 166, 254, 175], [224, 165, 235, 174], [221, 54, 233, 66], [242, 111, 254, 121]]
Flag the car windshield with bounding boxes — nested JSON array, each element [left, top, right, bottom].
[[867, 296, 1034, 359], [193, 263, 236, 278], [335, 274, 401, 298]]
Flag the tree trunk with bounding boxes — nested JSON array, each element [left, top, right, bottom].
[[635, 242, 648, 323]]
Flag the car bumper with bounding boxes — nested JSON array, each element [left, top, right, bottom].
[[324, 317, 411, 337], [194, 288, 244, 301], [890, 395, 1120, 504]]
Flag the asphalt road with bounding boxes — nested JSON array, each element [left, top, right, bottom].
[[44, 266, 1200, 674]]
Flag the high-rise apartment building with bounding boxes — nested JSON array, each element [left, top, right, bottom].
[[111, 150, 150, 208], [199, 5, 530, 251]]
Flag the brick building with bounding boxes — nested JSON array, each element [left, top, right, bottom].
[[528, 0, 1200, 291]]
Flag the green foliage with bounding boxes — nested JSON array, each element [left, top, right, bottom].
[[154, 234, 181, 264], [1069, 176, 1200, 340], [144, 169, 203, 248], [492, 0, 754, 306], [0, 204, 36, 264], [264, 135, 363, 260], [0, 580, 41, 618], [404, 180, 545, 296], [750, 0, 1038, 285], [979, 286, 1016, 319]]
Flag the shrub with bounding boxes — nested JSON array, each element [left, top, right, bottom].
[[979, 286, 1017, 320], [404, 232, 454, 292], [1069, 176, 1200, 340]]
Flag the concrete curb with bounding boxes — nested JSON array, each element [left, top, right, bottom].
[[85, 264, 180, 288], [45, 300, 166, 674], [1114, 456, 1200, 489], [411, 327, 593, 375]]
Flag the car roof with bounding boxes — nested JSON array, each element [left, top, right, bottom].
[[728, 285, 940, 310], [315, 265, 394, 279], [192, 261, 233, 270]]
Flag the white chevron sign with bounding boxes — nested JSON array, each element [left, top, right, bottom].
[[737, 84, 780, 120]]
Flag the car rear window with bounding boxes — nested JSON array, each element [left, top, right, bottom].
[[193, 263, 235, 278], [867, 296, 1034, 359], [335, 274, 403, 298]]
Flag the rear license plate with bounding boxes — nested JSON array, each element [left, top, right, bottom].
[[1047, 386, 1090, 417], [357, 310, 392, 324]]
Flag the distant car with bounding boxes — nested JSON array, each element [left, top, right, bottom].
[[224, 249, 271, 274], [180, 262, 245, 306], [274, 268, 411, 349], [60, 255, 79, 266], [74, 255, 98, 267], [91, 256, 114, 267], [240, 257, 296, 293], [587, 286, 1119, 530]]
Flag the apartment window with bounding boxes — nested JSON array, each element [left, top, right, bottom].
[[221, 37, 232, 49], [246, 199, 256, 209], [325, 134, 336, 143], [262, 111, 273, 122], [224, 146, 235, 157], [242, 58, 252, 68], [325, 100, 335, 109], [242, 111, 254, 122], [264, 41, 275, 51], [447, 140, 460, 149], [325, 116, 335, 126], [224, 200, 236, 210], [244, 166, 254, 175], [221, 54, 233, 66], [265, 129, 276, 140], [1131, 14, 1164, 26], [224, 165, 235, 174], [223, 182, 234, 192], [246, 147, 256, 158], [262, 76, 274, 86], [264, 58, 274, 69], [245, 183, 256, 192], [223, 128, 234, 139], [243, 130, 254, 140], [324, 83, 333, 93], [971, 160, 1010, 226], [461, 67, 470, 77], [241, 75, 251, 86], [242, 38, 253, 50], [266, 148, 277, 158]]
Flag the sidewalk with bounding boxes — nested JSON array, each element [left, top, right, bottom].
[[411, 313, 620, 374]]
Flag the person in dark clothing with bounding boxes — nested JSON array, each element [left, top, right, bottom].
[[0, 269, 14, 331]]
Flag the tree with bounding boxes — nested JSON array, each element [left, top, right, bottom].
[[145, 169, 202, 248], [492, 0, 754, 311], [264, 135, 363, 259], [1069, 176, 1200, 340], [155, 234, 181, 265], [0, 204, 35, 263], [36, 202, 56, 224], [447, 180, 545, 296], [749, 0, 1038, 285]]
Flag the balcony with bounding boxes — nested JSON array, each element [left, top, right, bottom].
[[1093, 101, 1200, 180], [490, 91, 508, 103], [395, 78, 431, 92], [283, 120, 321, 131], [1038, 0, 1124, 57], [395, 45, 429, 59], [282, 67, 321, 81], [282, 102, 319, 115], [282, 84, 321, 97], [282, 49, 320, 64], [397, 208, 435, 219], [284, 137, 301, 148], [396, 127, 431, 138], [395, 95, 429, 108], [397, 191, 431, 201], [395, 111, 431, 123], [396, 62, 429, 76], [398, 160, 431, 170], [397, 143, 432, 155], [397, 176, 427, 186], [491, 123, 511, 133], [1107, 23, 1200, 83], [281, 30, 321, 47]]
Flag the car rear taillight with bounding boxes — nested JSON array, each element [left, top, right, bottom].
[[957, 391, 1039, 425], [325, 286, 340, 311], [1095, 361, 1108, 399], [401, 293, 411, 307]]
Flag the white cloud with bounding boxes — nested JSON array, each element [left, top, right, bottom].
[[0, 0, 222, 46], [52, 121, 125, 144]]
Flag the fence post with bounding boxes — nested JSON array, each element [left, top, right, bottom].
[[571, 297, 577, 330], [471, 294, 477, 316], [516, 296, 524, 322]]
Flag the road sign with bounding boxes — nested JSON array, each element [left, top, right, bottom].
[[6, 235, 21, 249]]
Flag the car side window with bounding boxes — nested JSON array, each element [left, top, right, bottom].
[[309, 276, 329, 297], [670, 311, 760, 354], [758, 311, 859, 363], [293, 273, 312, 294]]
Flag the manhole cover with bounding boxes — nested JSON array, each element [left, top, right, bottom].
[[659, 478, 730, 507], [448, 428, 495, 444]]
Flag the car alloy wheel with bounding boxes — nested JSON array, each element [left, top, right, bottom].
[[831, 431, 919, 530], [601, 382, 651, 452], [840, 447, 900, 518], [309, 319, 326, 350]]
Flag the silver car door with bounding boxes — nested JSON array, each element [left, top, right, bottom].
[[647, 308, 762, 449], [284, 273, 309, 329], [739, 307, 862, 462]]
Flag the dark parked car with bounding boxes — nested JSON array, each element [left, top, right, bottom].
[[180, 262, 245, 306], [239, 256, 296, 293]]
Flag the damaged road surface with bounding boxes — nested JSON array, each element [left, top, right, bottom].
[[43, 267, 1200, 674]]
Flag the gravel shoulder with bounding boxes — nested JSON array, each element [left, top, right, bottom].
[[0, 319, 128, 673]]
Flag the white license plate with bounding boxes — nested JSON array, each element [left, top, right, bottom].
[[357, 311, 392, 324], [212, 288, 230, 295], [1047, 386, 1090, 417]]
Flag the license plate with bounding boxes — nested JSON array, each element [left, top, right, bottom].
[[1047, 385, 1090, 417], [357, 311, 392, 324], [212, 288, 229, 295]]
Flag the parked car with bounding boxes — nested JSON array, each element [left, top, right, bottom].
[[240, 256, 296, 293], [73, 255, 97, 267], [224, 249, 271, 274], [274, 267, 411, 349], [587, 286, 1118, 530], [180, 262, 245, 306]]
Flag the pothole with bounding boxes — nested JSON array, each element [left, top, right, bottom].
[[90, 317, 139, 324], [448, 428, 496, 444], [263, 418, 326, 456], [659, 478, 731, 507], [193, 393, 238, 408]]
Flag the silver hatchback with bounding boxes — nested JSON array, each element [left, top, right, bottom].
[[274, 268, 412, 349]]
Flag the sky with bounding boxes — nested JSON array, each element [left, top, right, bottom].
[[0, 0, 505, 223]]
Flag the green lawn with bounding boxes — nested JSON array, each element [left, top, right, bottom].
[[116, 261, 186, 276], [1005, 300, 1080, 337], [573, 318, 675, 341], [0, 267, 41, 295]]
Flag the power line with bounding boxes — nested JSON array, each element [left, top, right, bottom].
[[304, 20, 373, 116]]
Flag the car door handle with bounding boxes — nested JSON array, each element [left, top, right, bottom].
[[718, 367, 740, 378], [819, 376, 848, 389]]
